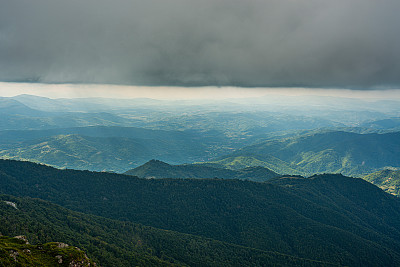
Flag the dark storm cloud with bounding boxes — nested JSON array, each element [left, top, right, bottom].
[[0, 0, 399, 88]]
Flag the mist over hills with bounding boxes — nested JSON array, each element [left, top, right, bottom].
[[1, 94, 400, 175], [0, 98, 46, 116], [0, 99, 136, 131], [3, 94, 400, 133]]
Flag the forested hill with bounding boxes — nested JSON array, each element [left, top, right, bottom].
[[2, 159, 400, 265], [0, 126, 222, 172], [124, 159, 279, 182], [364, 169, 400, 196], [0, 195, 333, 267], [225, 131, 400, 176]]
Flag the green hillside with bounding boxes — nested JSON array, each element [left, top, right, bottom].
[[364, 169, 400, 196], [196, 155, 306, 175], [125, 159, 279, 182], [0, 196, 332, 267], [226, 131, 400, 176], [0, 133, 213, 172], [1, 160, 400, 266], [0, 235, 94, 267]]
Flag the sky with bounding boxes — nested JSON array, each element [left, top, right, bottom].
[[0, 0, 400, 89]]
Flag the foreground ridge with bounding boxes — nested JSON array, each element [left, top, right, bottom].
[[0, 235, 95, 266], [1, 159, 400, 266]]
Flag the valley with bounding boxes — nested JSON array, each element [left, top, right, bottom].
[[1, 95, 400, 177]]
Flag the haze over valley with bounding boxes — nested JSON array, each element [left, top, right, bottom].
[[1, 91, 399, 176]]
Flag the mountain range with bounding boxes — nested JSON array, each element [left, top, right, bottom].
[[2, 94, 400, 266], [2, 126, 400, 176], [221, 130, 400, 176], [2, 95, 400, 177], [0, 126, 231, 172]]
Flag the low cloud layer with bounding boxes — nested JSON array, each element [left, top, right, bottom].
[[1, 0, 399, 88]]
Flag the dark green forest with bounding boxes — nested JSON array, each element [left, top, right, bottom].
[[1, 159, 400, 266], [0, 195, 334, 267], [125, 159, 279, 182]]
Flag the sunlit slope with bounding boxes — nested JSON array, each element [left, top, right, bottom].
[[1, 160, 400, 265], [196, 155, 306, 175], [223, 131, 400, 176], [364, 169, 400, 196], [0, 129, 217, 172]]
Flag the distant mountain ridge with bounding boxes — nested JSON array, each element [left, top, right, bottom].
[[360, 117, 400, 130], [0, 98, 45, 116], [222, 131, 400, 176], [125, 159, 280, 182], [0, 127, 226, 172], [2, 127, 400, 176], [3, 95, 400, 178], [0, 97, 137, 131]]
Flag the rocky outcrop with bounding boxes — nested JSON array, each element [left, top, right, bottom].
[[0, 235, 96, 266]]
